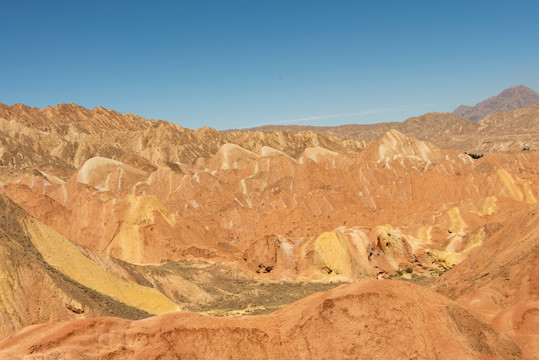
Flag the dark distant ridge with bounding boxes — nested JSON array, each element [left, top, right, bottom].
[[452, 85, 539, 122]]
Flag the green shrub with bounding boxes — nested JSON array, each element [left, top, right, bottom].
[[465, 152, 483, 159]]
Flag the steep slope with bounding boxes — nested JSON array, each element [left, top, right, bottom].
[[361, 128, 444, 163], [0, 185, 350, 332], [453, 85, 539, 122], [0, 195, 157, 337], [1, 191, 338, 332], [435, 204, 539, 358], [0, 280, 522, 360]]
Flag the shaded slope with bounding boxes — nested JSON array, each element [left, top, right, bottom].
[[0, 190, 347, 331], [0, 101, 537, 358]]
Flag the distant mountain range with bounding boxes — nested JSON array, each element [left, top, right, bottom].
[[233, 85, 539, 153], [452, 85, 539, 122]]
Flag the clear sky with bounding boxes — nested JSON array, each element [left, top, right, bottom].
[[1, 0, 538, 130]]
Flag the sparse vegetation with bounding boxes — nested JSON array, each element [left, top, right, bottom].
[[148, 259, 345, 315]]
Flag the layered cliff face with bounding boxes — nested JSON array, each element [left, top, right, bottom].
[[0, 102, 537, 358]]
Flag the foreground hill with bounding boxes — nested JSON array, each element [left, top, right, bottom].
[[0, 281, 522, 360], [453, 85, 539, 122]]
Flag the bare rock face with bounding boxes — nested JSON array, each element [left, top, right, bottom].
[[0, 281, 523, 360], [362, 128, 444, 163], [2, 126, 538, 277]]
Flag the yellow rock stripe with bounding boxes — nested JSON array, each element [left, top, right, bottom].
[[22, 218, 180, 315]]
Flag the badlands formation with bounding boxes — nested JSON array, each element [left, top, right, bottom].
[[0, 97, 537, 359]]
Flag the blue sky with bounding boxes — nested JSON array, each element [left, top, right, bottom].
[[1, 0, 538, 130]]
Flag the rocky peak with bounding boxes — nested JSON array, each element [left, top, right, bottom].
[[453, 85, 539, 122]]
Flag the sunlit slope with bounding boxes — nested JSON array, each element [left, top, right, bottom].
[[0, 195, 179, 336], [21, 216, 179, 314]]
